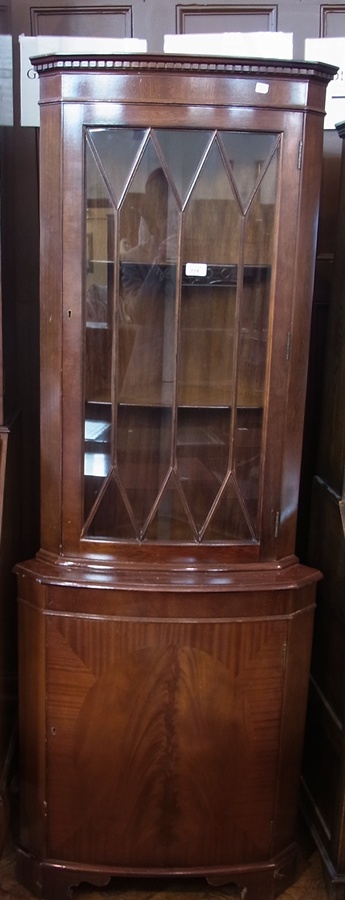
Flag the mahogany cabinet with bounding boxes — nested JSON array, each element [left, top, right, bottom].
[[15, 53, 335, 900], [301, 120, 345, 899]]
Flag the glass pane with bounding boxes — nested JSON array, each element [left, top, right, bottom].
[[119, 146, 179, 406], [83, 127, 278, 544], [85, 472, 136, 540], [182, 137, 240, 265], [88, 127, 148, 205], [203, 475, 254, 541], [116, 140, 180, 532], [84, 139, 114, 523], [85, 139, 114, 330], [154, 129, 213, 204], [117, 407, 172, 533], [145, 472, 196, 542], [179, 139, 240, 409], [176, 409, 230, 533], [235, 145, 278, 532], [220, 131, 278, 209], [84, 127, 148, 529], [233, 409, 263, 532]]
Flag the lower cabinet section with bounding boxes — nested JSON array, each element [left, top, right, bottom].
[[16, 558, 318, 900]]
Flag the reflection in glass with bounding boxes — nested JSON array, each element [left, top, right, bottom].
[[153, 130, 213, 205], [176, 410, 230, 534], [219, 131, 277, 210], [179, 137, 240, 410], [119, 157, 179, 405], [83, 128, 279, 543]]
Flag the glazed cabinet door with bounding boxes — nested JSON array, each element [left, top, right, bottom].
[[84, 127, 278, 545], [49, 101, 305, 562]]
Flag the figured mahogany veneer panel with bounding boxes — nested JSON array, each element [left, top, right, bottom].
[[45, 610, 287, 867]]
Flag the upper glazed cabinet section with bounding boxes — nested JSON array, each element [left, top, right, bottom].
[[84, 126, 277, 544], [34, 55, 335, 561]]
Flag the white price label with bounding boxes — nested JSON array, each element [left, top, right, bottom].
[[185, 263, 207, 277], [255, 82, 269, 94]]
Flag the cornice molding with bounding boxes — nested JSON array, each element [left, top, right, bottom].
[[31, 52, 337, 85]]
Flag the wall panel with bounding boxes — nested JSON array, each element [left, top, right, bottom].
[[321, 4, 345, 36], [176, 4, 277, 34], [31, 5, 132, 38]]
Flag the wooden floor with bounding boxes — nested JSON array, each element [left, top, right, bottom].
[[0, 822, 329, 900]]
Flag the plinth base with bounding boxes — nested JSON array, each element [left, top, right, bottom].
[[16, 842, 299, 900]]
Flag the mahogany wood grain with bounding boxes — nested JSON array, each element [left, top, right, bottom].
[[17, 564, 316, 898], [15, 55, 334, 900]]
